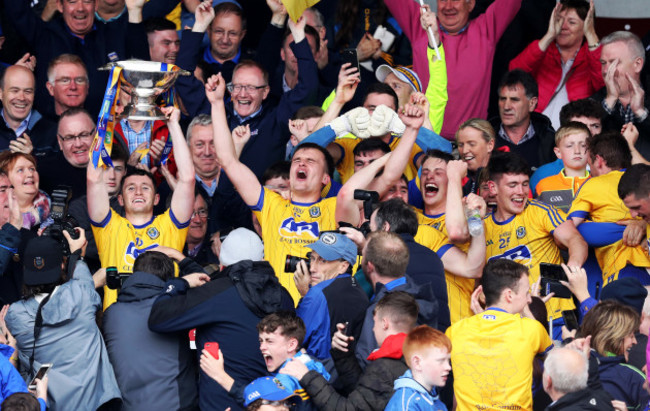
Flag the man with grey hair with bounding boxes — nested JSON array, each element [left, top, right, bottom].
[[186, 113, 251, 235], [594, 31, 650, 158], [543, 346, 616, 410], [45, 54, 89, 118]]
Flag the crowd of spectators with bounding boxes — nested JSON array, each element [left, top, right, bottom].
[[0, 0, 650, 409]]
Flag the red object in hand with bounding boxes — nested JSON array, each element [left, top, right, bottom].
[[205, 342, 219, 359]]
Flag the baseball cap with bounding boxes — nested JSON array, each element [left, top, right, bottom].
[[376, 65, 422, 93], [23, 237, 64, 286], [600, 277, 648, 315], [243, 375, 303, 406], [212, 0, 242, 8], [306, 231, 357, 265], [219, 228, 264, 266]]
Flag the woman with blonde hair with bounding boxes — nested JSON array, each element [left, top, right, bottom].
[[455, 118, 496, 196], [0, 151, 50, 229], [578, 300, 649, 408]]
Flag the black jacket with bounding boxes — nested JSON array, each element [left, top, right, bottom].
[[103, 272, 199, 411], [400, 233, 450, 331], [300, 351, 407, 411], [355, 275, 439, 368], [148, 260, 294, 411], [545, 355, 615, 411], [491, 111, 556, 169], [0, 112, 57, 154]]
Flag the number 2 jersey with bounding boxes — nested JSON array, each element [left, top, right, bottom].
[[484, 200, 575, 319], [251, 188, 338, 304]]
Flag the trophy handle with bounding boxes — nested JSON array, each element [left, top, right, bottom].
[[98, 62, 191, 76]]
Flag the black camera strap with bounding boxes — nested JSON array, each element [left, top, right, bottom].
[[29, 292, 52, 377]]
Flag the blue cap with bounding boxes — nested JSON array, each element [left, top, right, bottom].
[[307, 232, 357, 265], [243, 375, 303, 406], [212, 0, 242, 8]]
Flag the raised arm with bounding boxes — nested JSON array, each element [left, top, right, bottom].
[[164, 107, 195, 223], [336, 153, 390, 226], [86, 163, 110, 224], [440, 194, 486, 277], [207, 74, 263, 206], [369, 104, 422, 195], [445, 160, 470, 243]]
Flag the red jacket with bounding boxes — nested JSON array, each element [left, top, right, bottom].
[[509, 40, 604, 113]]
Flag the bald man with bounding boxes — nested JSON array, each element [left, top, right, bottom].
[[0, 65, 57, 154]]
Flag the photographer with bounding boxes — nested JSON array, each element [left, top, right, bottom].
[[293, 232, 369, 364], [4, 229, 121, 410]]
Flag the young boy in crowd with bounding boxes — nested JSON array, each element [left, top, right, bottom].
[[536, 122, 591, 211], [385, 325, 450, 411], [200, 312, 329, 409]]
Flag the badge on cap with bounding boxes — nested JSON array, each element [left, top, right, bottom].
[[147, 227, 160, 239], [321, 232, 337, 245], [34, 257, 45, 270]]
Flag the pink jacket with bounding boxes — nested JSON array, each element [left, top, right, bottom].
[[509, 40, 604, 112], [384, 0, 521, 139]]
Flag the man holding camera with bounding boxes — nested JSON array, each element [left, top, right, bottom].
[[87, 107, 195, 310], [5, 230, 121, 410], [293, 231, 369, 362]]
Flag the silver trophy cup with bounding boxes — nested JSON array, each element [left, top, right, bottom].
[[101, 60, 190, 120]]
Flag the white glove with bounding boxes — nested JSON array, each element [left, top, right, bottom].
[[368, 105, 405, 137], [329, 107, 370, 138]]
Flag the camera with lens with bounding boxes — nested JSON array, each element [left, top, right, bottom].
[[42, 186, 79, 255], [285, 254, 310, 273], [106, 267, 131, 290], [353, 189, 379, 236]]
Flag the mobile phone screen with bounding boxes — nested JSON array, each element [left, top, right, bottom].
[[29, 364, 52, 389]]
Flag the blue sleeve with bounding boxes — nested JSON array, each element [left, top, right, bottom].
[[414, 127, 452, 154], [577, 222, 624, 247], [148, 278, 238, 333], [579, 297, 598, 322], [38, 398, 46, 411], [275, 39, 319, 141], [296, 289, 332, 359], [0, 355, 29, 403], [293, 126, 337, 157], [436, 244, 454, 258], [529, 159, 563, 195], [174, 31, 212, 117]]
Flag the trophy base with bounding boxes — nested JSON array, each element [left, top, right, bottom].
[[123, 104, 166, 121]]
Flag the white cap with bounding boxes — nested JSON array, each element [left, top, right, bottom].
[[219, 228, 264, 266]]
